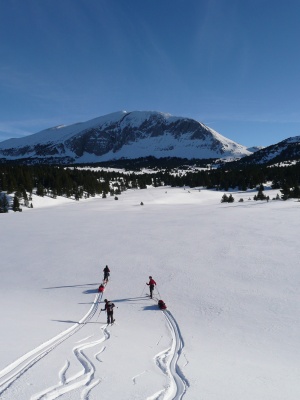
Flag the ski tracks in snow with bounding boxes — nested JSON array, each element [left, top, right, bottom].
[[0, 291, 189, 400], [151, 310, 189, 400], [0, 292, 106, 399], [30, 330, 108, 400]]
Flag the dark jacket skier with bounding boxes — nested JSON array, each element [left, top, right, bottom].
[[102, 299, 115, 324], [103, 265, 110, 282], [146, 276, 157, 298]]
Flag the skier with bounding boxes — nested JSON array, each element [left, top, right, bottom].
[[146, 276, 157, 299], [103, 265, 110, 282], [102, 299, 115, 324]]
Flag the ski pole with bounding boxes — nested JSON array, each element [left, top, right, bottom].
[[140, 284, 146, 296], [95, 308, 102, 323], [156, 285, 161, 299]]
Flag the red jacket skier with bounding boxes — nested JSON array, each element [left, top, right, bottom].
[[146, 276, 156, 299]]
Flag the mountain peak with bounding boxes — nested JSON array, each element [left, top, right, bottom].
[[0, 111, 251, 164]]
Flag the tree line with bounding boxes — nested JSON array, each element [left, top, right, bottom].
[[0, 161, 300, 212], [0, 165, 152, 212]]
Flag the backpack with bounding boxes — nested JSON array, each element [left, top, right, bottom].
[[158, 300, 167, 310], [107, 302, 115, 312]]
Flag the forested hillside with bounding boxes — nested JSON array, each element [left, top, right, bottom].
[[1, 159, 300, 213]]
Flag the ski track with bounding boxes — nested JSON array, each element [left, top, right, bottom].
[[94, 346, 106, 362], [31, 331, 107, 400], [153, 309, 189, 400], [0, 286, 189, 400], [0, 292, 103, 397], [132, 370, 147, 385], [58, 360, 70, 386]]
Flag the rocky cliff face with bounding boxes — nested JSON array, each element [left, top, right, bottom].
[[0, 111, 251, 164]]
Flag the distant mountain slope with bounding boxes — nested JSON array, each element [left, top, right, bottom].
[[246, 145, 264, 153], [234, 136, 300, 165], [0, 111, 251, 164]]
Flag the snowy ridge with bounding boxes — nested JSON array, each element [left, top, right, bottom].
[[0, 111, 251, 162], [0, 112, 127, 148], [236, 135, 300, 165], [284, 135, 300, 144]]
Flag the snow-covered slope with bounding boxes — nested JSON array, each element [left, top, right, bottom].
[[0, 186, 299, 399], [246, 145, 264, 153], [238, 136, 300, 165], [0, 111, 251, 163]]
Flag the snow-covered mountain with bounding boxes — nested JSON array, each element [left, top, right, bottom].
[[0, 111, 251, 164], [246, 145, 264, 153], [237, 136, 300, 165]]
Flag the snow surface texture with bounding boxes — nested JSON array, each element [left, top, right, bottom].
[[1, 187, 300, 399]]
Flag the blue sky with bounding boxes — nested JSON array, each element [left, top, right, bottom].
[[1, 0, 300, 147]]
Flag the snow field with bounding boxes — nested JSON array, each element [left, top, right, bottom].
[[0, 186, 299, 399]]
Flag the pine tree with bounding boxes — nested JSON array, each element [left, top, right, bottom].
[[292, 185, 300, 200], [228, 194, 234, 203], [221, 194, 229, 203], [36, 184, 45, 197], [280, 183, 291, 200], [0, 193, 9, 213], [254, 188, 267, 200], [12, 195, 21, 212]]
